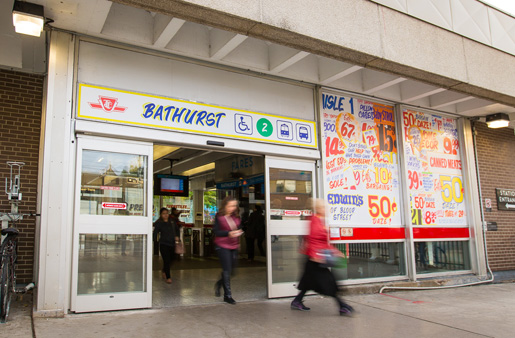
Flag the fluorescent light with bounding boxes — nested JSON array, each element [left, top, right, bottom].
[[181, 163, 215, 176], [486, 120, 510, 128], [12, 1, 45, 37], [486, 113, 510, 129]]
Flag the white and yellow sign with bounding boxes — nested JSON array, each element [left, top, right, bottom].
[[77, 84, 317, 148]]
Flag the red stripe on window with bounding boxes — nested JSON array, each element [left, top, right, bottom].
[[413, 227, 470, 239], [330, 227, 406, 241]]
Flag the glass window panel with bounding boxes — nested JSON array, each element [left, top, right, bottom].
[[80, 150, 147, 216], [332, 242, 406, 280], [78, 234, 147, 294], [271, 235, 305, 283], [162, 193, 194, 224], [203, 190, 217, 225], [269, 168, 313, 220], [415, 240, 471, 274]]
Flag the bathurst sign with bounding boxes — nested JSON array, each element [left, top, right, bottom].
[[77, 83, 317, 149]]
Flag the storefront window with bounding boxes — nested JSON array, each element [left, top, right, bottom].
[[415, 241, 471, 274], [402, 110, 467, 226], [332, 242, 406, 280], [269, 168, 313, 220], [80, 150, 147, 216]]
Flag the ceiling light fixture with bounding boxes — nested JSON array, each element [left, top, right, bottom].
[[486, 113, 510, 129], [12, 1, 45, 37]]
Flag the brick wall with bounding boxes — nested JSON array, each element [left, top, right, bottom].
[[0, 69, 43, 284], [474, 121, 515, 271]]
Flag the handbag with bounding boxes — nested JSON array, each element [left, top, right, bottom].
[[317, 248, 347, 268], [175, 242, 185, 254]]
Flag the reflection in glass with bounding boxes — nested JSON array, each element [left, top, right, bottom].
[[271, 235, 305, 283], [80, 150, 147, 216], [78, 234, 147, 294], [332, 242, 406, 280], [415, 241, 470, 274], [269, 168, 313, 220]]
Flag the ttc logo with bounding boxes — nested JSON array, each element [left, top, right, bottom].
[[88, 96, 127, 113]]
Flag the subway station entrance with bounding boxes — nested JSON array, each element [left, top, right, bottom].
[[72, 136, 316, 312]]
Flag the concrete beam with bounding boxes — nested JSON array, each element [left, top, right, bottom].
[[270, 50, 310, 73], [320, 65, 363, 85], [88, 0, 114, 34], [430, 91, 475, 109], [364, 76, 407, 94], [153, 17, 186, 48], [210, 33, 247, 60]]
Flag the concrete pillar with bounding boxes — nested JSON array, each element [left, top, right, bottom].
[[35, 31, 75, 316]]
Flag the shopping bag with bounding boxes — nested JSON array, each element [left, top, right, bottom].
[[175, 242, 185, 254], [318, 249, 347, 269]]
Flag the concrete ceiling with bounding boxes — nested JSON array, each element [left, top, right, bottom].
[[6, 0, 515, 126]]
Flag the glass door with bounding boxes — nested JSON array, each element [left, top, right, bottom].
[[71, 136, 153, 312], [266, 157, 316, 298]]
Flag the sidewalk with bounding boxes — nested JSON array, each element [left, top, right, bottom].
[[5, 283, 515, 338]]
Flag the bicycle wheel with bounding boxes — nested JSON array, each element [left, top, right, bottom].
[[0, 256, 13, 323]]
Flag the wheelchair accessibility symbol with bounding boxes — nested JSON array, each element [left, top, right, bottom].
[[235, 114, 253, 135]]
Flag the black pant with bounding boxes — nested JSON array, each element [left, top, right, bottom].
[[216, 246, 238, 297], [160, 244, 175, 279], [256, 238, 265, 256], [154, 240, 160, 255], [246, 237, 255, 260]]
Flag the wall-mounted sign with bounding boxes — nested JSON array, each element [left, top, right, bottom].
[[320, 91, 402, 227], [484, 198, 492, 212], [101, 202, 127, 210], [402, 109, 467, 226], [496, 188, 515, 211], [486, 221, 498, 231], [78, 83, 317, 148]]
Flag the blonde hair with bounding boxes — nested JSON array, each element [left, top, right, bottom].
[[314, 198, 327, 215]]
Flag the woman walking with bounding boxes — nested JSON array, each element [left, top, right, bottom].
[[153, 207, 179, 284], [214, 196, 243, 304], [291, 199, 354, 316]]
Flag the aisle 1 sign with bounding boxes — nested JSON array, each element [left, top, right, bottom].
[[77, 83, 317, 148], [496, 188, 515, 211]]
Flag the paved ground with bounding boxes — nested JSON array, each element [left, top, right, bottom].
[[0, 294, 33, 338], [2, 283, 514, 338]]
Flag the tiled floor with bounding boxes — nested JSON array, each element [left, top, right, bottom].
[[152, 255, 268, 308]]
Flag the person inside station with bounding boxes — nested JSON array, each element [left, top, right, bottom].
[[245, 205, 266, 261], [153, 207, 180, 284], [170, 207, 185, 228]]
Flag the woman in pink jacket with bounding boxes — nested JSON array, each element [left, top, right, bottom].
[[291, 199, 354, 316], [214, 196, 243, 304]]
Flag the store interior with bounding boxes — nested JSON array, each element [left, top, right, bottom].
[[151, 144, 267, 308]]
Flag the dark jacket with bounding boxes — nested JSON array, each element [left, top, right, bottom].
[[153, 218, 179, 247], [246, 211, 265, 239]]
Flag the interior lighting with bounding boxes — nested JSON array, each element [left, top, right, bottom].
[[486, 113, 510, 129], [12, 1, 45, 37]]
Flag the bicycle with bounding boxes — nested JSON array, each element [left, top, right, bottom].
[[0, 162, 35, 323]]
